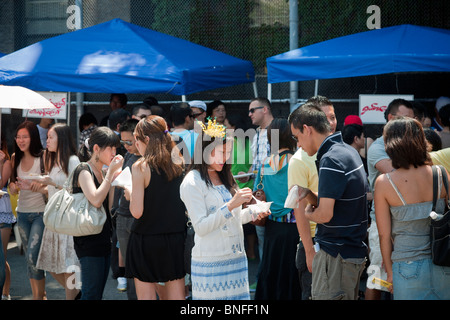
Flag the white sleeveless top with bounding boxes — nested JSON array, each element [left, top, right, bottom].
[[16, 157, 46, 213]]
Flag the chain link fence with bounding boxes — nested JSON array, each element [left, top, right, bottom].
[[1, 0, 450, 146]]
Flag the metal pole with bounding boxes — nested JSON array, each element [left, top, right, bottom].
[[75, 0, 84, 144], [289, 0, 299, 113], [252, 81, 258, 98], [267, 83, 272, 102]]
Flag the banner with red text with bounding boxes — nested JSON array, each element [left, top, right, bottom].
[[22, 92, 68, 119], [359, 94, 414, 124]]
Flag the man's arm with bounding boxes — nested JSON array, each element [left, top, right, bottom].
[[304, 197, 335, 224], [374, 158, 394, 174], [293, 199, 316, 273]]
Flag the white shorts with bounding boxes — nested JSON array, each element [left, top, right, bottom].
[[366, 221, 390, 292]]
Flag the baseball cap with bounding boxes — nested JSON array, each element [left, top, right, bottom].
[[344, 115, 363, 126], [189, 100, 207, 111]]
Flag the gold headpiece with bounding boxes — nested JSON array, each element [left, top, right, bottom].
[[198, 117, 226, 139]]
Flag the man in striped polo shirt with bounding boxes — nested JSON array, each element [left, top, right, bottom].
[[289, 102, 368, 300]]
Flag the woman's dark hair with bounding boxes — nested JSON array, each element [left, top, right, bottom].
[[77, 126, 120, 162], [383, 117, 432, 169], [189, 133, 235, 193], [206, 100, 226, 119], [267, 118, 296, 152], [45, 123, 78, 175], [13, 121, 43, 180], [134, 115, 184, 181], [0, 131, 10, 161]]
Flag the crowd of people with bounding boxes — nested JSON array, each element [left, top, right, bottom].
[[0, 93, 449, 300]]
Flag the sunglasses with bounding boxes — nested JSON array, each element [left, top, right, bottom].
[[248, 106, 264, 114], [192, 111, 205, 118], [120, 140, 133, 146]]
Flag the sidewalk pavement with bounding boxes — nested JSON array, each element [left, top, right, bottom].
[[4, 233, 259, 300]]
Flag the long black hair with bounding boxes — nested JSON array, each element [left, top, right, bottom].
[[44, 123, 78, 175], [13, 121, 44, 180], [77, 126, 120, 162], [188, 134, 236, 193]]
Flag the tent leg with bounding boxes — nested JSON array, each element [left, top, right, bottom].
[[314, 79, 319, 96], [267, 83, 272, 101], [252, 81, 258, 98], [181, 95, 186, 102], [76, 92, 84, 145], [289, 0, 299, 113]]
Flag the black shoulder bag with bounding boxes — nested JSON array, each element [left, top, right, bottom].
[[430, 165, 450, 266]]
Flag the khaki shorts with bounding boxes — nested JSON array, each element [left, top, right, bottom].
[[312, 249, 366, 300]]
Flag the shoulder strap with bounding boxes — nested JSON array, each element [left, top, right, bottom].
[[435, 165, 450, 210], [39, 152, 45, 174], [71, 162, 92, 193], [432, 165, 439, 211], [438, 165, 449, 197], [386, 173, 407, 206]]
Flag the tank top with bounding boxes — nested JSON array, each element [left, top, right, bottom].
[[16, 156, 46, 213], [131, 168, 186, 235], [386, 173, 445, 262], [72, 163, 112, 257]]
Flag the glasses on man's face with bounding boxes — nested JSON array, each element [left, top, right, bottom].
[[248, 106, 264, 114], [192, 111, 204, 118], [120, 140, 133, 146], [291, 135, 298, 142]]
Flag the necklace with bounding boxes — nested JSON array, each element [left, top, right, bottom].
[[88, 160, 103, 182]]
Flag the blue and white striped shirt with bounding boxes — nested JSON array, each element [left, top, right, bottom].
[[315, 132, 369, 259]]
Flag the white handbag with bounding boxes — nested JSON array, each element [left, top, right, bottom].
[[43, 163, 106, 237]]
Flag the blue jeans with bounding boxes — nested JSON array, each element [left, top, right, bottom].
[[79, 254, 111, 300], [17, 212, 45, 280], [392, 258, 450, 300]]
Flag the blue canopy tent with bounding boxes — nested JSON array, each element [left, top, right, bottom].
[[0, 18, 255, 96], [266, 24, 450, 101]]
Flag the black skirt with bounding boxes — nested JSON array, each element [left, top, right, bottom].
[[125, 231, 186, 283], [254, 219, 302, 300]]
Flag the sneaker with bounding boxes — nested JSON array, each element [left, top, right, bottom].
[[2, 294, 11, 300], [117, 277, 127, 292]]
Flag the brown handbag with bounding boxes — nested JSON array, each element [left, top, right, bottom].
[[248, 163, 267, 226]]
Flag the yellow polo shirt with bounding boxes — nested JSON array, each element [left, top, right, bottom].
[[287, 148, 318, 238]]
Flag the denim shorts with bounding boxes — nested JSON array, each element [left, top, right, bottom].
[[392, 258, 450, 300], [17, 212, 45, 280], [0, 223, 13, 229]]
